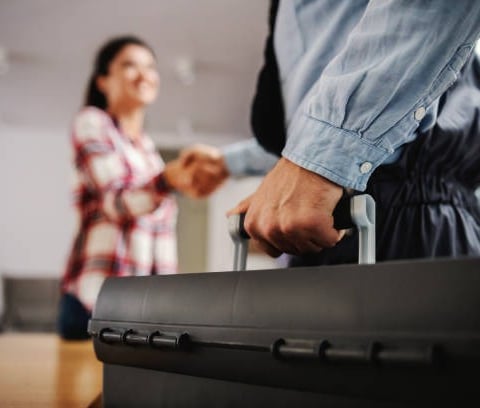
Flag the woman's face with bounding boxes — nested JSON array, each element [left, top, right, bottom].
[[98, 44, 160, 109]]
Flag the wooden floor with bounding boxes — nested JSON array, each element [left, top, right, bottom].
[[0, 333, 102, 407]]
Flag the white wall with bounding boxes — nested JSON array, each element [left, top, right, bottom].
[[0, 124, 74, 317], [0, 124, 74, 277]]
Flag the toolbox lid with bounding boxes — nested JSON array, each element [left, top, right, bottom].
[[92, 257, 480, 333]]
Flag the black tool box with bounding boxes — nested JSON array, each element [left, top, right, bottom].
[[89, 196, 480, 407]]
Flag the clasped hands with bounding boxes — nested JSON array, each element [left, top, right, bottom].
[[164, 144, 229, 198]]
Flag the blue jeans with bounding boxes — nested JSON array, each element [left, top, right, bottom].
[[57, 293, 91, 340]]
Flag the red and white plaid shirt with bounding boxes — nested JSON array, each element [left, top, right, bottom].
[[62, 107, 178, 310]]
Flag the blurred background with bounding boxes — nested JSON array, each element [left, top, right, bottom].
[[0, 0, 277, 331]]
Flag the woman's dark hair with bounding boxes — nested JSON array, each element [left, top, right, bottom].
[[84, 35, 155, 109]]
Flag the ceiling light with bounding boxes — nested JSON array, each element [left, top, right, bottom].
[[172, 56, 196, 86]]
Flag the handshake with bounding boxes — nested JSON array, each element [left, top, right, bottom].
[[163, 144, 230, 199]]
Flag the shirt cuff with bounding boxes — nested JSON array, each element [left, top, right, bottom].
[[222, 139, 278, 177], [282, 113, 396, 191], [155, 172, 173, 194]]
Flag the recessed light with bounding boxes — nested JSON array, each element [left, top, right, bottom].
[[172, 56, 196, 86]]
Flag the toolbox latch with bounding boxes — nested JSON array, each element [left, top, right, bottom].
[[272, 338, 439, 367], [98, 328, 189, 350]]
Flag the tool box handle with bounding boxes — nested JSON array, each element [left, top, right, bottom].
[[228, 194, 375, 271]]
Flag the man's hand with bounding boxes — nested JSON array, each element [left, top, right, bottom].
[[228, 157, 344, 257]]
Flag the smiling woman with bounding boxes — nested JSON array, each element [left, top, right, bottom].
[[86, 37, 160, 115], [58, 36, 198, 340]]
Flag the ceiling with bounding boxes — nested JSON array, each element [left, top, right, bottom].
[[0, 0, 269, 147]]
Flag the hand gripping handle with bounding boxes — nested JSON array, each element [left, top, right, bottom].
[[228, 194, 376, 271], [228, 213, 250, 271]]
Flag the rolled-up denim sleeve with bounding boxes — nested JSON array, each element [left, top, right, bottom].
[[283, 0, 480, 191]]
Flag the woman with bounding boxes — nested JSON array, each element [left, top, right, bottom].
[[59, 36, 192, 339]]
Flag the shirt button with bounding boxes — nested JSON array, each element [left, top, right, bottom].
[[414, 106, 426, 121], [359, 162, 372, 174]]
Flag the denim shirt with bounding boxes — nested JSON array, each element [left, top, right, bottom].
[[277, 0, 480, 191], [222, 139, 278, 177]]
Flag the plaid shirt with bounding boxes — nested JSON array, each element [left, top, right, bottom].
[[62, 107, 178, 310]]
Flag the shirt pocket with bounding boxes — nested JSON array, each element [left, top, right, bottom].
[[274, 0, 305, 82]]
